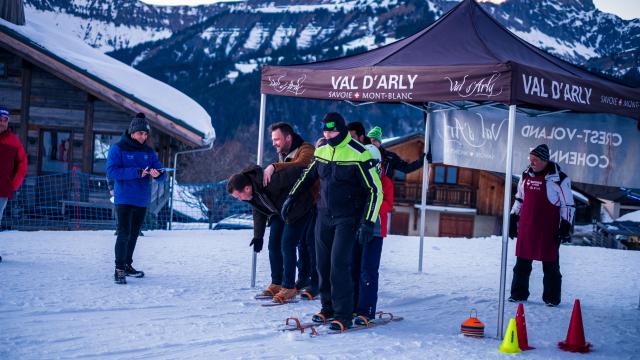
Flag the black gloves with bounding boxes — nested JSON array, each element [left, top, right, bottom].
[[508, 214, 519, 238], [281, 196, 294, 219], [558, 219, 572, 243], [250, 238, 263, 253], [357, 221, 375, 245]]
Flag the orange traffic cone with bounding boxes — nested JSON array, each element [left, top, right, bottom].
[[558, 299, 592, 353], [515, 303, 534, 350]]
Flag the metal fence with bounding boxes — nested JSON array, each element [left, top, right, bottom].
[[0, 167, 251, 231]]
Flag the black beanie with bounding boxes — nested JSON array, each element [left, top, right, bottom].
[[321, 112, 347, 133], [129, 113, 150, 134], [530, 144, 550, 161]]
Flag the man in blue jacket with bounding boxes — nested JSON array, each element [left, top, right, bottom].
[[107, 113, 165, 284]]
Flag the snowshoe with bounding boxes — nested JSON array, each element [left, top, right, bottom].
[[114, 268, 127, 284], [125, 264, 145, 278]]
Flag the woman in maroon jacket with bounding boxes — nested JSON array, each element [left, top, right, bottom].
[[0, 106, 28, 262]]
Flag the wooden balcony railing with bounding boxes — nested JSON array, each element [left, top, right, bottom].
[[393, 182, 475, 208]]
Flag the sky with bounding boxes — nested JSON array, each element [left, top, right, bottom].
[[140, 0, 640, 20]]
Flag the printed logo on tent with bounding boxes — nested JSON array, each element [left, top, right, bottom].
[[266, 73, 306, 96], [521, 74, 592, 105], [445, 72, 503, 98], [328, 74, 418, 101]]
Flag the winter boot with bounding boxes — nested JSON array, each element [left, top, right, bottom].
[[329, 318, 353, 331], [125, 264, 145, 278], [259, 283, 282, 297], [312, 304, 334, 323], [294, 277, 310, 291], [300, 287, 319, 300], [354, 314, 374, 326], [114, 268, 127, 284], [273, 288, 298, 304]]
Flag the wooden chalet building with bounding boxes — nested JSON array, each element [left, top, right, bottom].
[[0, 4, 214, 229], [383, 133, 597, 238]]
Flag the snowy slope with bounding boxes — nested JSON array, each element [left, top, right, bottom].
[[25, 4, 173, 53], [0, 230, 638, 359]]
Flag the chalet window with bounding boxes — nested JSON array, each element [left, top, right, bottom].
[[0, 62, 6, 78], [40, 130, 72, 173], [93, 133, 119, 174], [434, 165, 458, 184]]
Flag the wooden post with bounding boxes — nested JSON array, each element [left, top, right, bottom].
[[82, 94, 95, 173], [19, 59, 31, 149]]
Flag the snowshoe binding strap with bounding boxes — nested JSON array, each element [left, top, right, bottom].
[[301, 291, 314, 300]]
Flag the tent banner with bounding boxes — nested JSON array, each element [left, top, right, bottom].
[[429, 108, 640, 188], [261, 65, 511, 103]]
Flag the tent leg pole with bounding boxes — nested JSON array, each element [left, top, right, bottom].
[[418, 106, 431, 272], [251, 93, 267, 289], [498, 104, 517, 338]]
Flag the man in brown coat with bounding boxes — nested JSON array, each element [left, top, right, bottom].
[[263, 122, 319, 298]]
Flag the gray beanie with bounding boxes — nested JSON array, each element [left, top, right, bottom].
[[530, 144, 550, 161], [129, 113, 150, 134]]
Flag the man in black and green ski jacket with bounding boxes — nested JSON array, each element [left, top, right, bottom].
[[281, 112, 383, 331]]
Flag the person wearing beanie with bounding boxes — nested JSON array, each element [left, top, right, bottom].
[[0, 106, 28, 264], [508, 143, 574, 307], [367, 126, 383, 143], [281, 111, 383, 331], [351, 133, 394, 325], [106, 112, 165, 284]]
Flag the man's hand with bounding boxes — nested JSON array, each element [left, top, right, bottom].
[[358, 221, 375, 244], [141, 168, 150, 177], [508, 214, 519, 238], [149, 168, 162, 178], [558, 219, 571, 243], [281, 196, 294, 219], [263, 164, 275, 187], [250, 238, 263, 253]]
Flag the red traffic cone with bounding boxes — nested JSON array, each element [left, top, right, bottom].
[[515, 303, 534, 350], [558, 299, 592, 353]]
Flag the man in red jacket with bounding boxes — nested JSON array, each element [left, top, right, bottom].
[[0, 106, 28, 261]]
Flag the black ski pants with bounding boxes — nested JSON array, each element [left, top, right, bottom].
[[114, 204, 147, 269], [510, 256, 562, 305], [315, 211, 358, 323]]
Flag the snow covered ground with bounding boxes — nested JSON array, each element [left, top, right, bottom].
[[0, 230, 638, 359]]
